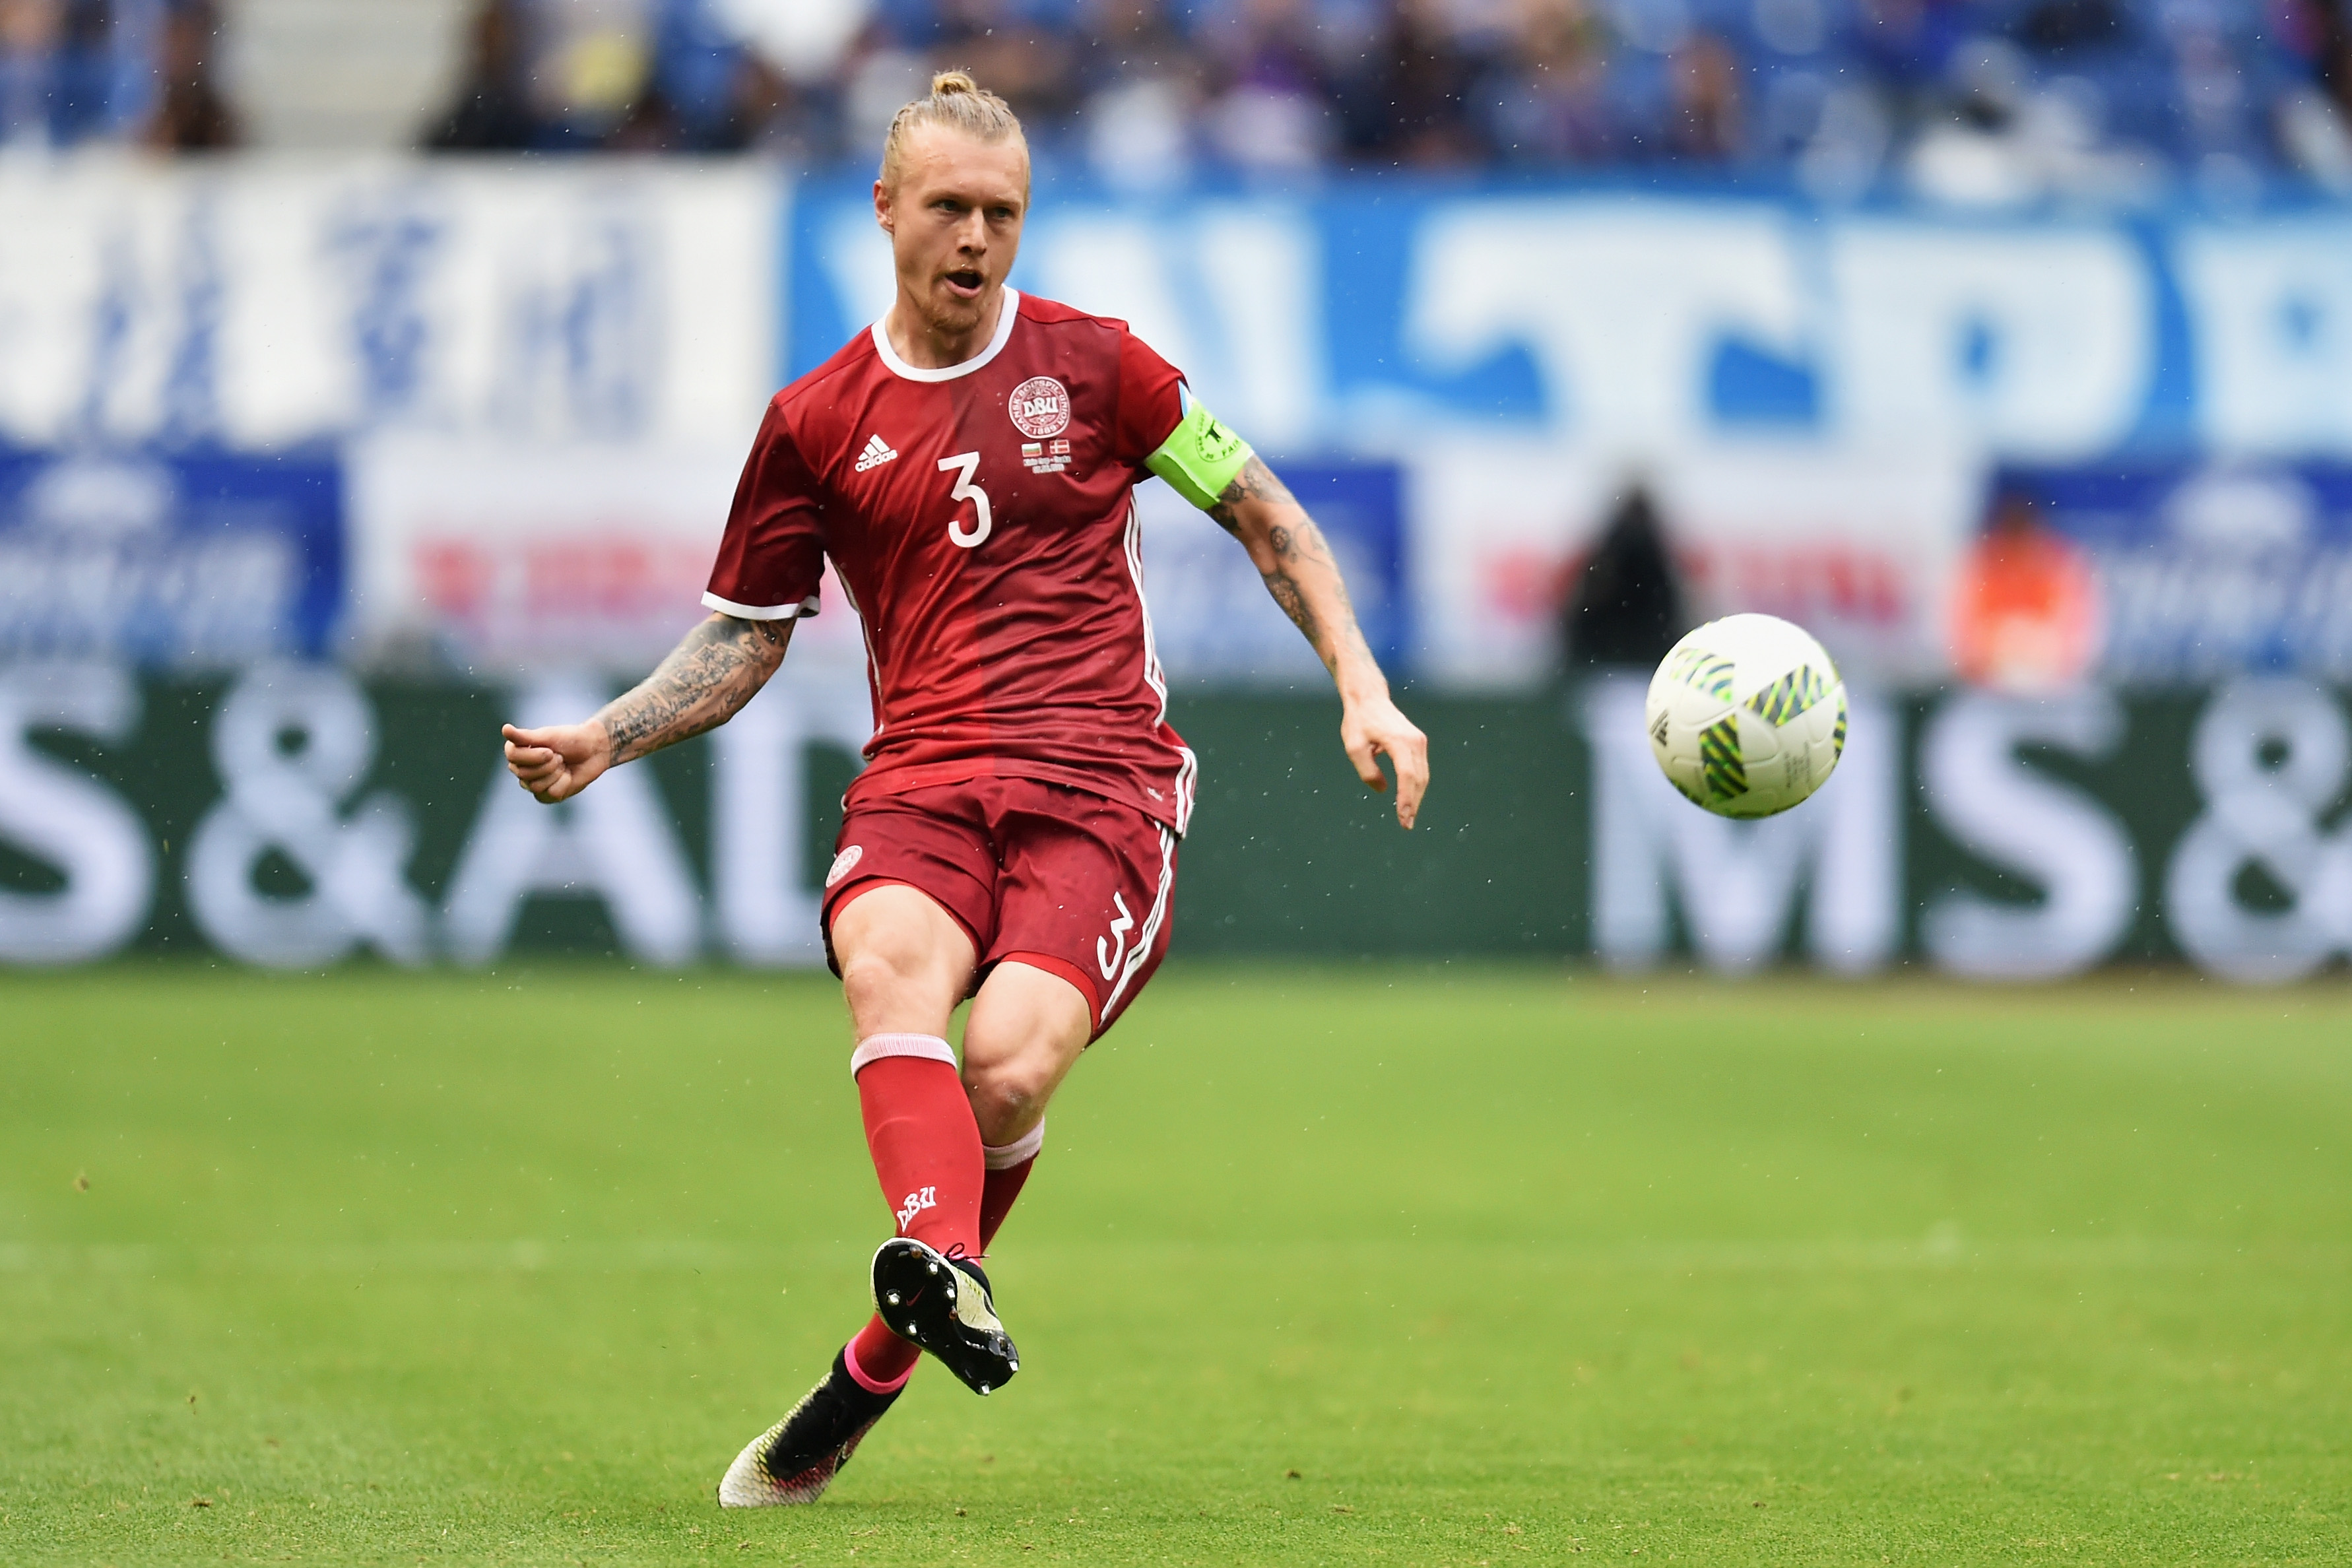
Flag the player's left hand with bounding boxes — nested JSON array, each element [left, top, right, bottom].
[[1341, 693, 1429, 830]]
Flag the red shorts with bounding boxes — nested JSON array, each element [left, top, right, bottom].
[[820, 777, 1179, 1040]]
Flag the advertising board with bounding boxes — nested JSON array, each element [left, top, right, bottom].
[[5, 663, 2345, 983], [789, 178, 2352, 465], [1137, 459, 1406, 685], [1407, 439, 1976, 688], [0, 157, 790, 674], [2009, 461, 2352, 684], [346, 436, 752, 674], [15, 163, 2352, 690], [0, 158, 781, 451], [0, 443, 341, 665]]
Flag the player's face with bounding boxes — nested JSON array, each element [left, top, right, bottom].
[[876, 125, 1029, 339]]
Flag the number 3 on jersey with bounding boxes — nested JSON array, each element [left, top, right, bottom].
[[938, 451, 992, 548]]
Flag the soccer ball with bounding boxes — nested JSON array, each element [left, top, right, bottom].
[[1645, 613, 1846, 818]]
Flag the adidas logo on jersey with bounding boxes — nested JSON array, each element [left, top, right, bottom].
[[855, 434, 899, 473]]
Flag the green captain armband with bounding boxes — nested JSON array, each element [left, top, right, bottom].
[[1144, 392, 1254, 511]]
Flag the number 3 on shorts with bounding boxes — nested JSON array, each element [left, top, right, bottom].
[[938, 451, 992, 548]]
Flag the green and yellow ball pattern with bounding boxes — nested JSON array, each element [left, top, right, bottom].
[[1646, 614, 1847, 818]]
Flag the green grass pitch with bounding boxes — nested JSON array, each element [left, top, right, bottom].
[[3, 965, 2348, 1565]]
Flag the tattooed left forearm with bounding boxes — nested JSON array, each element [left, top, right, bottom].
[[1261, 567, 1321, 647], [1262, 561, 1374, 674], [1215, 456, 1381, 681], [1208, 456, 1296, 535]]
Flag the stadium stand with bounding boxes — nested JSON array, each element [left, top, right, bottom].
[[3, 0, 2350, 189], [228, 0, 469, 150]]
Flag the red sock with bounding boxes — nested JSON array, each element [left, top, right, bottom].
[[853, 1041, 983, 1257], [847, 1315, 919, 1391], [979, 1120, 1045, 1249], [842, 1116, 1043, 1393], [840, 1039, 981, 1394]]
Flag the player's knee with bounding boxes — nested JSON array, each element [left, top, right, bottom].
[[838, 944, 896, 996], [963, 1055, 1053, 1134], [839, 942, 949, 1025], [841, 948, 911, 1006], [833, 886, 975, 1029]]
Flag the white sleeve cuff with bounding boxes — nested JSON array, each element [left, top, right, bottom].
[[703, 591, 820, 621]]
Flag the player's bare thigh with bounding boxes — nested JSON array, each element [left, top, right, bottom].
[[830, 877, 1092, 1146], [831, 884, 978, 1037], [962, 963, 1091, 1147]]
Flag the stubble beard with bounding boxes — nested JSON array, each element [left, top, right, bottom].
[[894, 240, 992, 337], [923, 274, 993, 340]]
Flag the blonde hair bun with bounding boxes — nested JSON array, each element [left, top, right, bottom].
[[881, 69, 1026, 189]]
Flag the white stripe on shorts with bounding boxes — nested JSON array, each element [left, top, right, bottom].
[[1101, 825, 1175, 1017]]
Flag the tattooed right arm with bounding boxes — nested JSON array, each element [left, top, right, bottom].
[[502, 612, 794, 804], [599, 613, 793, 765]]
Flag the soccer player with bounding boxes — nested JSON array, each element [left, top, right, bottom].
[[500, 71, 1428, 1508]]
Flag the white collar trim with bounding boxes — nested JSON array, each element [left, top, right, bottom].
[[870, 288, 1022, 383]]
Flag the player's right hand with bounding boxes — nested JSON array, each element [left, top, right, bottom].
[[1340, 692, 1429, 832], [502, 721, 611, 804]]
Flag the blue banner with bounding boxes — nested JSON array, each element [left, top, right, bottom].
[[0, 445, 343, 665], [2008, 461, 2352, 682], [1139, 459, 1406, 684], [789, 176, 2352, 465]]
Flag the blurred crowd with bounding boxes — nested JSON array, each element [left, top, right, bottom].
[[7, 0, 2352, 193], [416, 0, 2352, 194], [0, 0, 232, 149]]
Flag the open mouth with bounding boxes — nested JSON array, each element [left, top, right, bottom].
[[942, 267, 984, 298]]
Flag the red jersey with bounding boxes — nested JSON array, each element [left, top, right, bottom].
[[705, 290, 1198, 833]]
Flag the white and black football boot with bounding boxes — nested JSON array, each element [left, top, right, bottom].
[[715, 1348, 901, 1508], [870, 1238, 1020, 1396]]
